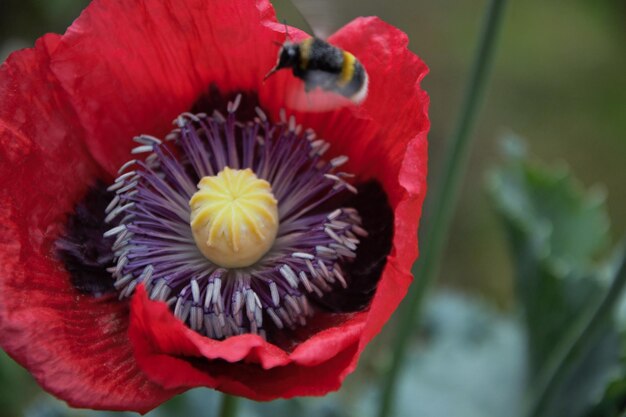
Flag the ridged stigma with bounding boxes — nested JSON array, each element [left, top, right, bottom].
[[189, 167, 279, 268]]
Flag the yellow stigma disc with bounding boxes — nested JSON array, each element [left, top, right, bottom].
[[189, 167, 279, 268]]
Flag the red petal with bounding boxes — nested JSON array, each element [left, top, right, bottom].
[[261, 15, 429, 359], [129, 286, 365, 399], [0, 36, 181, 412], [49, 0, 283, 177], [328, 17, 430, 346]]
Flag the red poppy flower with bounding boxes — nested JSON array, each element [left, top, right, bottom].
[[0, 0, 428, 413]]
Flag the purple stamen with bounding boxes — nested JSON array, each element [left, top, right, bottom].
[[103, 96, 363, 339]]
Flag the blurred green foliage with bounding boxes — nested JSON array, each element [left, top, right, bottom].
[[0, 0, 89, 41], [488, 135, 613, 370], [488, 136, 623, 417], [0, 351, 39, 416]]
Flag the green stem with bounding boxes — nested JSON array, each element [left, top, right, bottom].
[[376, 1, 508, 416], [525, 251, 626, 417], [218, 394, 239, 417]]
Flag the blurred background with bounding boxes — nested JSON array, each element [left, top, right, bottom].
[[1, 0, 624, 416]]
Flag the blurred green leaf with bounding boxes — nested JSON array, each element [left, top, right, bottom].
[[318, 291, 528, 417], [0, 350, 39, 416], [488, 133, 613, 367], [585, 378, 626, 417], [352, 291, 527, 417], [489, 134, 610, 275], [488, 135, 621, 417], [584, 252, 626, 417], [387, 292, 527, 417]]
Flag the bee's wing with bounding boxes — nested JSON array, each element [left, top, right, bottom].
[[303, 70, 337, 91], [290, 0, 338, 39], [284, 71, 355, 112]]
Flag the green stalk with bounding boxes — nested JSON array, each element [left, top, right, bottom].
[[218, 394, 239, 417], [525, 251, 626, 417], [376, 1, 508, 416]]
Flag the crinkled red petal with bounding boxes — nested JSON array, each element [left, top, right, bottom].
[[0, 35, 182, 413], [49, 0, 283, 178], [328, 17, 429, 347], [263, 15, 429, 366], [130, 285, 364, 399], [128, 14, 428, 400]]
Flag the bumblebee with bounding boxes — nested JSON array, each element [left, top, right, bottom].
[[264, 37, 369, 104]]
